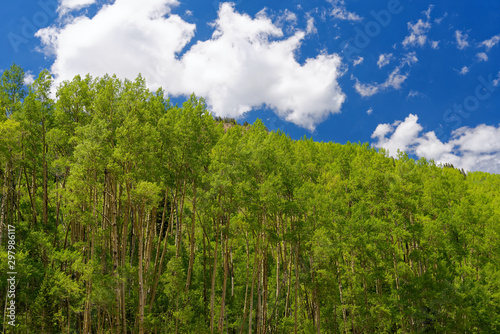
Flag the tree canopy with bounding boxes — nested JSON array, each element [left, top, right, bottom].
[[1, 64, 499, 333]]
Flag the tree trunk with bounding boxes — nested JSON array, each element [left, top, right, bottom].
[[138, 206, 145, 334], [210, 217, 219, 333], [185, 183, 197, 293], [42, 120, 48, 226]]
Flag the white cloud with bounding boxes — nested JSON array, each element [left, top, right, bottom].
[[430, 40, 439, 49], [494, 72, 500, 87], [422, 5, 434, 20], [58, 0, 96, 16], [371, 114, 423, 155], [479, 33, 500, 51], [366, 107, 373, 115], [354, 53, 417, 97], [354, 68, 407, 97], [328, 0, 362, 22], [305, 17, 317, 34], [400, 51, 418, 66], [459, 66, 469, 75], [371, 114, 500, 173], [24, 71, 35, 85], [275, 9, 298, 28], [455, 30, 469, 50], [354, 81, 380, 97], [36, 1, 346, 131], [434, 12, 447, 24], [377, 53, 393, 68], [352, 56, 364, 66], [407, 90, 424, 99], [477, 52, 488, 62], [402, 19, 431, 48]]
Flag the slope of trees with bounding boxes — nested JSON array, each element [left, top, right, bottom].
[[0, 64, 499, 333]]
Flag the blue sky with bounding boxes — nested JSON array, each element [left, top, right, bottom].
[[1, 0, 500, 173]]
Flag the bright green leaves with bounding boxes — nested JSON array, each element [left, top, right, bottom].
[[3, 66, 500, 333], [0, 63, 26, 119], [0, 118, 21, 161]]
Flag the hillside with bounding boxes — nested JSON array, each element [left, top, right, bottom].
[[1, 65, 500, 333]]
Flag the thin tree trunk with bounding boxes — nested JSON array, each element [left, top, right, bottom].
[[42, 120, 48, 226], [239, 234, 251, 334], [148, 190, 176, 311], [294, 240, 299, 334], [337, 260, 347, 333], [185, 183, 197, 293], [210, 217, 219, 334], [0, 161, 10, 244], [248, 233, 260, 334], [218, 228, 229, 332]]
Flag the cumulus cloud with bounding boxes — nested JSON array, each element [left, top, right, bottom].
[[36, 0, 346, 131], [354, 52, 418, 97], [371, 114, 423, 155], [430, 40, 439, 49], [366, 107, 373, 115], [371, 114, 500, 173], [455, 30, 469, 50], [377, 53, 393, 68]]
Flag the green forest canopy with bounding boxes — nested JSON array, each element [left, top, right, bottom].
[[0, 64, 499, 333]]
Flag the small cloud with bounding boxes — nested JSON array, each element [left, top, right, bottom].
[[185, 10, 193, 16], [477, 52, 488, 62], [407, 90, 424, 99], [422, 5, 434, 20], [401, 52, 418, 66], [434, 12, 447, 24], [430, 40, 440, 49], [354, 53, 417, 97], [352, 56, 364, 66], [305, 17, 317, 34], [354, 81, 380, 97], [494, 72, 500, 87], [377, 53, 393, 68], [459, 66, 469, 75], [24, 71, 35, 85], [402, 19, 431, 48], [455, 30, 469, 50], [354, 68, 408, 97], [329, 0, 362, 22], [479, 33, 500, 51], [366, 107, 373, 115]]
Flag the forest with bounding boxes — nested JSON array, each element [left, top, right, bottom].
[[0, 63, 499, 333]]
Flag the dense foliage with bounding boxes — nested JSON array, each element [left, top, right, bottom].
[[1, 64, 499, 333]]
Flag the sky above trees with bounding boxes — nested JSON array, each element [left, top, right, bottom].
[[1, 0, 499, 173]]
